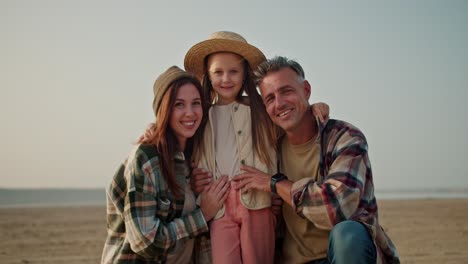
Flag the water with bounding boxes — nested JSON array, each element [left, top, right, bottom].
[[0, 188, 467, 208], [0, 188, 106, 208], [377, 188, 468, 200]]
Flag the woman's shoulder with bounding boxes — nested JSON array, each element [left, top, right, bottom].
[[127, 144, 160, 165], [137, 144, 160, 157]]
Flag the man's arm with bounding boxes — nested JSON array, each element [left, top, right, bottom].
[[234, 123, 370, 230], [291, 125, 370, 230]]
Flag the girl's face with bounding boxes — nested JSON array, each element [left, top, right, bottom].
[[169, 83, 203, 150], [207, 52, 245, 105]]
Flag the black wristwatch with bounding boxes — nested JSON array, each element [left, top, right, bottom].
[[270, 173, 288, 194]]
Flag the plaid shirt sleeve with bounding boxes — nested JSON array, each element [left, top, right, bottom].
[[290, 120, 371, 230], [123, 147, 209, 259]]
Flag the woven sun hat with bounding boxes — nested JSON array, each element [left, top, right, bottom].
[[152, 66, 195, 115], [184, 31, 266, 79]]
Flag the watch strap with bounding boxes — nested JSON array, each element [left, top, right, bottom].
[[270, 173, 287, 194]]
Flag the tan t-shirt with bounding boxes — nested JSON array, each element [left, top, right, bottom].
[[281, 136, 329, 263]]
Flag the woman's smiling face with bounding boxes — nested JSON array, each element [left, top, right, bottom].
[[169, 83, 203, 150]]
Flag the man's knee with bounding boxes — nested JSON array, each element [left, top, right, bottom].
[[328, 220, 376, 263], [329, 221, 366, 249]]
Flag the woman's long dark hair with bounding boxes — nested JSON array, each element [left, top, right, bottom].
[[140, 76, 207, 198]]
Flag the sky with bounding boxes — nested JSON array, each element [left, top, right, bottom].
[[1, 0, 467, 192]]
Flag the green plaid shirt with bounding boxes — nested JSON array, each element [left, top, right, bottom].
[[101, 144, 211, 264]]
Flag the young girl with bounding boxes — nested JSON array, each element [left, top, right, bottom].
[[101, 66, 229, 264], [184, 31, 329, 264]]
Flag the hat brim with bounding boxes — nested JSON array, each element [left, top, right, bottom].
[[184, 39, 266, 79]]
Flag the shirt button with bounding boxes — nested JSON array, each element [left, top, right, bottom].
[[233, 106, 238, 112], [241, 160, 245, 165], [237, 130, 242, 135]]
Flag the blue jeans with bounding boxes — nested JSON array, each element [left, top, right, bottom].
[[308, 220, 377, 264]]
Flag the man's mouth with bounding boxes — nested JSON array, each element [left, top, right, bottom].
[[277, 109, 292, 118]]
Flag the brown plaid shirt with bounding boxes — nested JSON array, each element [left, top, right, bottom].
[[288, 119, 399, 264]]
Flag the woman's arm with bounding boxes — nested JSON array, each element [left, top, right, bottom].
[[124, 149, 228, 259]]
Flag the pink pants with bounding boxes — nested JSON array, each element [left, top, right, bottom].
[[210, 188, 276, 264]]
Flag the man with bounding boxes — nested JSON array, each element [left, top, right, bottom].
[[232, 56, 399, 264]]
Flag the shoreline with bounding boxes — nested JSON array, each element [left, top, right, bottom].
[[1, 199, 467, 264], [1, 197, 468, 209]]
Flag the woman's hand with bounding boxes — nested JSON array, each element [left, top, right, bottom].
[[199, 175, 230, 221]]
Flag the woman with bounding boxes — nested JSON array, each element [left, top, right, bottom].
[[101, 66, 229, 263]]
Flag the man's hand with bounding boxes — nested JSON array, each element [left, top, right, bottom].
[[311, 102, 330, 123], [232, 165, 272, 193], [138, 123, 156, 143], [190, 163, 212, 195], [235, 165, 294, 207]]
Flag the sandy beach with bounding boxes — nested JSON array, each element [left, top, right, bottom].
[[1, 199, 467, 264]]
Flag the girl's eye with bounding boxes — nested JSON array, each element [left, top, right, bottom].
[[193, 101, 201, 106], [174, 102, 184, 108]]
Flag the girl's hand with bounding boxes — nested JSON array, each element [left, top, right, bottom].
[[271, 194, 283, 216]]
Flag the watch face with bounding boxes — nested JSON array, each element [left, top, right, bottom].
[[271, 173, 287, 194], [273, 173, 286, 180]]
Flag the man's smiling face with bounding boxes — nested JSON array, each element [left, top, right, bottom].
[[259, 67, 311, 133]]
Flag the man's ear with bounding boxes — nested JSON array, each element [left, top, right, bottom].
[[258, 82, 266, 98], [304, 80, 311, 99]]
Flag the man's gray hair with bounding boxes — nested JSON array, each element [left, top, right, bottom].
[[254, 56, 305, 85]]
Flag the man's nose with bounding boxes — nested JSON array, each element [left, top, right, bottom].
[[275, 95, 285, 108]]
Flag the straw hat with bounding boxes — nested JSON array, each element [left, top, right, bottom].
[[153, 66, 194, 115], [184, 31, 266, 78]]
